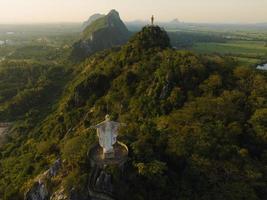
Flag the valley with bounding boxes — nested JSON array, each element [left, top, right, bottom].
[[1, 22, 267, 66], [191, 40, 267, 65]]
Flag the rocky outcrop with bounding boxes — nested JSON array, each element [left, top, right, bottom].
[[88, 165, 116, 200], [87, 141, 129, 200], [71, 9, 130, 60], [25, 142, 128, 200], [48, 159, 61, 177], [126, 25, 171, 51], [160, 82, 172, 99], [95, 170, 113, 193], [24, 159, 62, 200], [25, 181, 49, 200]]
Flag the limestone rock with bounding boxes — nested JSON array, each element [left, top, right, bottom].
[[48, 159, 61, 177], [95, 170, 113, 193], [160, 82, 172, 99], [25, 181, 49, 200], [24, 159, 62, 200]]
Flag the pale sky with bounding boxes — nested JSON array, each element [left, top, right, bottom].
[[0, 0, 267, 24]]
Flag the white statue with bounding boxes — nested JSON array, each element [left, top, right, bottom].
[[93, 115, 121, 157]]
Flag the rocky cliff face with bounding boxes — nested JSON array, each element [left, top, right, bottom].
[[24, 159, 62, 200], [25, 182, 49, 200], [71, 9, 130, 60]]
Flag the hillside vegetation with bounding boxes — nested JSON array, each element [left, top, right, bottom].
[[0, 26, 267, 200]]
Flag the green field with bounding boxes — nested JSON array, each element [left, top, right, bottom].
[[190, 40, 267, 65]]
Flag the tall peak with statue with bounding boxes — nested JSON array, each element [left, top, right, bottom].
[[125, 22, 171, 51]]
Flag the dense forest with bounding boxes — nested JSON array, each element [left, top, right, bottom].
[[0, 26, 266, 200]]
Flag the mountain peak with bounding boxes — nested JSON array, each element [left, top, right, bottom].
[[72, 10, 130, 60], [127, 25, 171, 50], [82, 13, 105, 30], [108, 9, 120, 17], [171, 18, 180, 23]]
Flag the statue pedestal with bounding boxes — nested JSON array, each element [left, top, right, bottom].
[[103, 151, 115, 159], [88, 142, 129, 200], [89, 142, 128, 168]]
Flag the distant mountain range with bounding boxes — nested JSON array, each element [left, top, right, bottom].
[[125, 20, 267, 32], [71, 10, 267, 61]]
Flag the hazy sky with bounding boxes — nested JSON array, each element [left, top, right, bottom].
[[0, 0, 267, 24]]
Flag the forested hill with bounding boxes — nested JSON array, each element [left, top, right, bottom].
[[0, 26, 267, 200], [71, 9, 130, 61]]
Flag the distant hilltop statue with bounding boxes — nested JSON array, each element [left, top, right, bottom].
[[126, 25, 171, 51], [151, 15, 155, 26]]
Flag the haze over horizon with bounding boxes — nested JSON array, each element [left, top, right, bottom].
[[0, 0, 267, 24]]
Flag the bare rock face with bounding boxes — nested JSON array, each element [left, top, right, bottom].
[[95, 170, 113, 193], [48, 159, 61, 177], [25, 181, 49, 200], [24, 159, 62, 200], [160, 82, 172, 99]]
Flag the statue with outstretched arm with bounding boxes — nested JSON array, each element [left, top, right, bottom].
[[92, 115, 122, 157]]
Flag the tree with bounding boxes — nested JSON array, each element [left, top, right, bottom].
[[250, 108, 267, 142], [61, 135, 90, 169]]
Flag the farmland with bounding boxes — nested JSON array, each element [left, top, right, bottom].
[[166, 25, 267, 66], [191, 40, 267, 65]]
